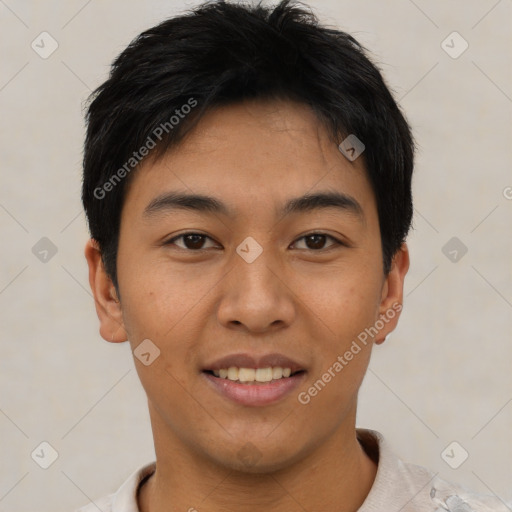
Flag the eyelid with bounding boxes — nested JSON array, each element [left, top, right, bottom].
[[164, 231, 347, 251]]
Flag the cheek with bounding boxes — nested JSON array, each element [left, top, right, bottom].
[[117, 254, 210, 339], [291, 267, 382, 407], [117, 262, 214, 394], [296, 284, 376, 419], [294, 267, 382, 342], [118, 275, 202, 406]]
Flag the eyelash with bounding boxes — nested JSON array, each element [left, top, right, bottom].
[[163, 232, 345, 252]]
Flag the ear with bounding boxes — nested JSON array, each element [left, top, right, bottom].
[[374, 242, 410, 345], [84, 239, 128, 343]]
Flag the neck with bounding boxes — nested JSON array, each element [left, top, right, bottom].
[[139, 408, 377, 512]]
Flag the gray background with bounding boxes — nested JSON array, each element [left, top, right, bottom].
[[1, 0, 511, 510]]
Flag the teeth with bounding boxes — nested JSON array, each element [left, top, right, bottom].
[[238, 368, 255, 382], [255, 367, 273, 382], [210, 366, 296, 382], [272, 367, 283, 379]]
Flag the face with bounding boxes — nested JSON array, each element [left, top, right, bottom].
[[86, 98, 408, 472]]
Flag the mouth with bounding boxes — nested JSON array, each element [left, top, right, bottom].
[[201, 353, 307, 406]]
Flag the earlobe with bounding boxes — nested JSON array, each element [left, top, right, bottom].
[[374, 242, 410, 344], [84, 239, 128, 343]]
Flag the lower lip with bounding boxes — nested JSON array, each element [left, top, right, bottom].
[[202, 371, 306, 406]]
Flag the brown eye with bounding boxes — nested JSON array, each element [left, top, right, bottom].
[[305, 234, 328, 250], [293, 233, 341, 251], [181, 234, 207, 250]]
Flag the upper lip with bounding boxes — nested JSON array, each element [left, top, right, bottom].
[[203, 353, 306, 374]]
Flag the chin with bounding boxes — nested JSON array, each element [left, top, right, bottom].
[[204, 436, 311, 475]]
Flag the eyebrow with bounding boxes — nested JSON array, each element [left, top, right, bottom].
[[143, 190, 364, 223]]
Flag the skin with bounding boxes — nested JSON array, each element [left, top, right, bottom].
[[85, 98, 409, 512]]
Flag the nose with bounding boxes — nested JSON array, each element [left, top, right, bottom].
[[216, 247, 296, 334]]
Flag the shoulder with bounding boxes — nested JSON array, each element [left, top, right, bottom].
[[357, 429, 509, 512], [72, 460, 156, 512], [424, 472, 510, 512], [397, 459, 511, 511]]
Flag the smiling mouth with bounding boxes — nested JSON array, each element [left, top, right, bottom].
[[203, 367, 306, 384]]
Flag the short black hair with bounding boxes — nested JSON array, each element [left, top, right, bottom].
[[82, 0, 415, 291]]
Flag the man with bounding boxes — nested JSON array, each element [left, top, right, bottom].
[[77, 1, 507, 510]]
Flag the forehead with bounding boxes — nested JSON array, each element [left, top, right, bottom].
[[122, 98, 377, 224]]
